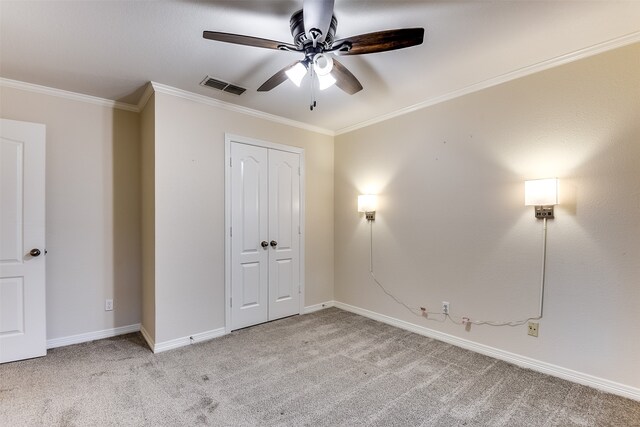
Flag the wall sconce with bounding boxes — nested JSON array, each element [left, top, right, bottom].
[[358, 194, 377, 221], [525, 178, 558, 219]]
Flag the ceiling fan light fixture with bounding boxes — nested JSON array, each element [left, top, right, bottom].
[[285, 62, 308, 87], [203, 0, 424, 106], [313, 53, 334, 76], [317, 72, 336, 91]]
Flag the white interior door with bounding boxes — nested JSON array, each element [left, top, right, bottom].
[[230, 142, 269, 330], [268, 149, 300, 320], [229, 139, 302, 331], [0, 119, 46, 363]]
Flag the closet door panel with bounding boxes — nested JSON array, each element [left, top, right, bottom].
[[230, 143, 269, 330], [268, 149, 300, 320]]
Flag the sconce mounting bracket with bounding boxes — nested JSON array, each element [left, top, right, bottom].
[[534, 206, 554, 219], [365, 211, 375, 221]]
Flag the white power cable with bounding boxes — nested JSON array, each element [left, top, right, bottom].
[[369, 220, 426, 318], [367, 217, 549, 327]]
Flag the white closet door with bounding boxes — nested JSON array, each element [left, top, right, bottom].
[[230, 143, 269, 330], [267, 149, 300, 320], [0, 119, 46, 363]]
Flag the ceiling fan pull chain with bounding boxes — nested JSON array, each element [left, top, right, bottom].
[[310, 65, 316, 110]]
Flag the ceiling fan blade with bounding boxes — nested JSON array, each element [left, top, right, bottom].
[[257, 61, 302, 92], [303, 0, 335, 43], [333, 28, 424, 55], [203, 31, 298, 51], [331, 58, 363, 95]]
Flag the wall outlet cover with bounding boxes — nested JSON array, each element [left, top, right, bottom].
[[442, 301, 450, 315]]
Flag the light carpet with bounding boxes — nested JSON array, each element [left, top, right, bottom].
[[1, 307, 638, 426]]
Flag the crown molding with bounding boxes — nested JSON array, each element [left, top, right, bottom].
[[0, 77, 332, 136], [136, 82, 155, 111], [149, 82, 334, 136], [0, 77, 139, 112], [335, 31, 640, 136]]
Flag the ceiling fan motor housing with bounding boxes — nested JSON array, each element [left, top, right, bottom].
[[290, 9, 337, 51]]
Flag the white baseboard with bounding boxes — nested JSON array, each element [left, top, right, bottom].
[[303, 300, 335, 314], [152, 327, 227, 354], [47, 323, 141, 349], [333, 301, 640, 402]]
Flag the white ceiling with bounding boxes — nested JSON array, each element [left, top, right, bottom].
[[1, 1, 640, 132]]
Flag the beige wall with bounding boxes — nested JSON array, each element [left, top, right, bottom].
[[334, 43, 640, 389], [140, 93, 156, 342], [0, 86, 142, 340], [151, 91, 334, 343]]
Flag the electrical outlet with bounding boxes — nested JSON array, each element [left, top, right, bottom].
[[105, 299, 113, 311], [442, 301, 450, 315], [528, 322, 539, 337]]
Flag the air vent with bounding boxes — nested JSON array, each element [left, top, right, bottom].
[[224, 84, 246, 96], [201, 77, 227, 90], [200, 76, 246, 95]]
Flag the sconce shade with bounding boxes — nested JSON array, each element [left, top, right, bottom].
[[525, 178, 558, 206], [358, 194, 377, 212]]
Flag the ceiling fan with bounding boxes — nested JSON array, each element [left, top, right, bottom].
[[203, 0, 424, 109]]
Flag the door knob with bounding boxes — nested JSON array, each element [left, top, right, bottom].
[[270, 240, 278, 247], [29, 248, 41, 257], [261, 241, 269, 248]]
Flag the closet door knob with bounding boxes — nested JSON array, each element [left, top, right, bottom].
[[270, 240, 278, 248], [30, 248, 41, 257], [261, 241, 269, 248]]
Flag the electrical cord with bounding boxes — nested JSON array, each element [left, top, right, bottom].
[[367, 217, 549, 327], [369, 221, 447, 321]]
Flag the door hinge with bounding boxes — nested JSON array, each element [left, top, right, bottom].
[[230, 227, 232, 237], [230, 297, 232, 308], [298, 226, 301, 235], [298, 286, 301, 294], [230, 157, 232, 167], [298, 167, 300, 176]]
